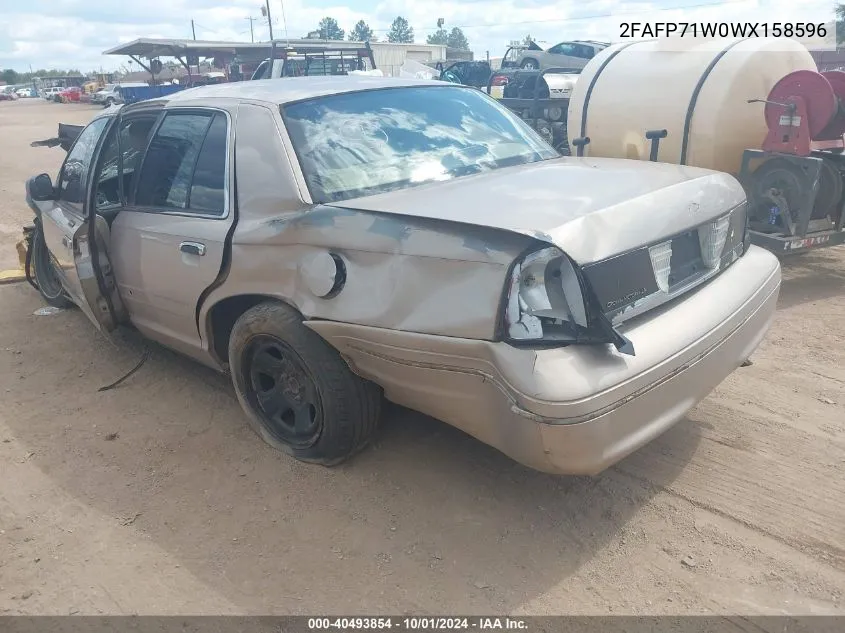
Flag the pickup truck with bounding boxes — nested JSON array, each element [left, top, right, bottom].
[[91, 83, 149, 107]]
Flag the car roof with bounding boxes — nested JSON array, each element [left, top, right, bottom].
[[163, 75, 442, 106]]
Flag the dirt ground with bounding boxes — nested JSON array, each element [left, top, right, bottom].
[[0, 98, 844, 616]]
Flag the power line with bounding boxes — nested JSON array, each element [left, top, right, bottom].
[[191, 22, 215, 35]]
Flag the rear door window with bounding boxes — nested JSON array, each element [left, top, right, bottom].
[[133, 111, 228, 216]]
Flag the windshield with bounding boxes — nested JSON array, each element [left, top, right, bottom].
[[283, 85, 558, 203], [102, 84, 115, 91]]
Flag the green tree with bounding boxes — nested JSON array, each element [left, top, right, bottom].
[[1, 68, 19, 84], [387, 16, 414, 43], [317, 16, 345, 40], [349, 20, 375, 42], [838, 4, 845, 44], [447, 27, 470, 50], [426, 28, 448, 45]]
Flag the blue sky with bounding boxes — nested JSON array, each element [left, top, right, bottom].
[[0, 0, 836, 72]]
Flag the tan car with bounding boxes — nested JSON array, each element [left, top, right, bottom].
[[25, 77, 781, 475]]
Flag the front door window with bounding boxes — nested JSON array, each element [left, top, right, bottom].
[[57, 116, 110, 207]]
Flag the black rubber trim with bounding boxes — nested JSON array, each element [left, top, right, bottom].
[[577, 41, 643, 156], [680, 38, 749, 165]]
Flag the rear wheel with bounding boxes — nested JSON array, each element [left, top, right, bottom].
[[228, 302, 382, 466], [31, 223, 72, 309], [521, 59, 539, 70]]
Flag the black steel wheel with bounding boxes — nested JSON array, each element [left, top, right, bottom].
[[31, 223, 72, 309], [228, 302, 382, 465], [244, 335, 323, 449]]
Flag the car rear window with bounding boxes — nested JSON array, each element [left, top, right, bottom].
[[282, 85, 558, 203]]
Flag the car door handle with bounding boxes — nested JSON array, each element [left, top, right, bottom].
[[179, 241, 206, 256]]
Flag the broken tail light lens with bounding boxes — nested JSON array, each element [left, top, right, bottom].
[[505, 247, 588, 341], [504, 245, 635, 354]]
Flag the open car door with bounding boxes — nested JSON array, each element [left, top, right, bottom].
[[68, 213, 127, 332], [32, 116, 128, 332]]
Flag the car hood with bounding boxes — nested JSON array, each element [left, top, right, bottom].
[[327, 157, 745, 264]]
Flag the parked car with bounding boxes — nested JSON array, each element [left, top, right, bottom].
[[434, 60, 493, 89], [25, 77, 781, 475], [0, 92, 17, 101], [91, 83, 148, 107], [42, 86, 64, 100], [516, 40, 609, 70], [16, 87, 34, 98], [58, 86, 83, 103]]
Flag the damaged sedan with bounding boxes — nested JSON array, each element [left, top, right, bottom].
[[24, 77, 781, 475]]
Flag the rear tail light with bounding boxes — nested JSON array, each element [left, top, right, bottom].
[[699, 215, 731, 269], [491, 75, 509, 86], [503, 246, 635, 355], [648, 241, 673, 293], [505, 247, 588, 341]]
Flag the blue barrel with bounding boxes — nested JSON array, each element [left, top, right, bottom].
[[119, 84, 186, 105]]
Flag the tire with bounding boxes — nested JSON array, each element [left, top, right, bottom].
[[228, 301, 382, 466], [104, 97, 114, 107], [521, 59, 539, 70], [31, 223, 73, 309]]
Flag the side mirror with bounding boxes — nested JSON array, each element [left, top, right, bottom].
[[27, 173, 55, 202]]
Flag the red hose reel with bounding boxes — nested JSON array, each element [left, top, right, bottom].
[[761, 69, 845, 155]]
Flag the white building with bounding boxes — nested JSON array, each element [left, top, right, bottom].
[[367, 42, 447, 76]]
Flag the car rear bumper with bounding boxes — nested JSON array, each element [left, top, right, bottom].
[[308, 246, 781, 475]]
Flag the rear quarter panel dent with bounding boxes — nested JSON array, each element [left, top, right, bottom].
[[204, 241, 509, 340]]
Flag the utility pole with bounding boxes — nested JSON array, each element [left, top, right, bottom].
[[191, 19, 196, 40], [261, 0, 274, 40], [245, 16, 256, 42]]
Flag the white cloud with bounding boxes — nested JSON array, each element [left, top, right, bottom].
[[0, 0, 837, 72]]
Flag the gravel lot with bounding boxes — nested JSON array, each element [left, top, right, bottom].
[[1, 98, 844, 616]]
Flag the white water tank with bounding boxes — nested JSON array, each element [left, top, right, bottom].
[[567, 38, 817, 175]]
